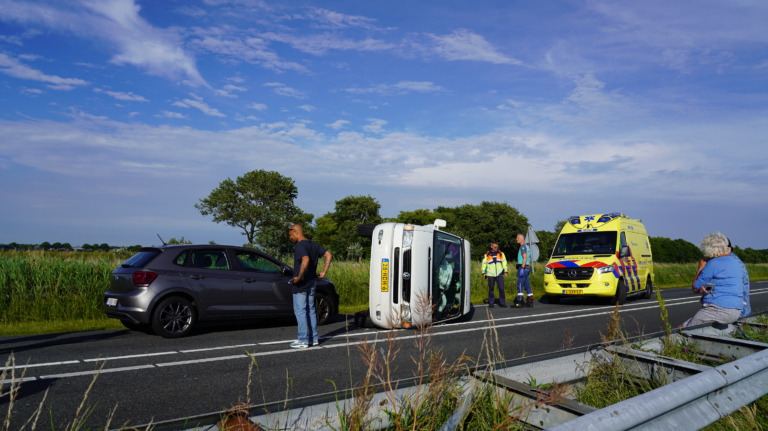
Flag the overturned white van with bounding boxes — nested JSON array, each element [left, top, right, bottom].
[[358, 220, 472, 329]]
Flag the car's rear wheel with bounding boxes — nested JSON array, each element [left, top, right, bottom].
[[641, 277, 653, 299], [121, 320, 148, 331], [315, 291, 334, 326], [611, 279, 627, 305], [152, 296, 196, 338], [547, 295, 561, 304]]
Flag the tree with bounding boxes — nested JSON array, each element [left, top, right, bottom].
[[61, 243, 72, 250], [649, 237, 703, 263], [82, 243, 92, 250], [127, 245, 143, 252], [436, 201, 528, 260], [396, 209, 445, 226], [167, 237, 193, 245], [51, 242, 62, 250], [40, 242, 51, 250], [99, 243, 110, 251], [320, 195, 383, 259], [535, 230, 558, 262], [195, 170, 312, 253]]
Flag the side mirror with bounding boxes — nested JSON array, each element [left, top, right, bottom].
[[619, 246, 630, 258], [282, 266, 292, 276]]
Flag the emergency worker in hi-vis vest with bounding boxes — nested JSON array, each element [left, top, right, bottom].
[[482, 242, 508, 308]]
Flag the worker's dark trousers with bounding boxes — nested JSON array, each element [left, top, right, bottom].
[[488, 275, 506, 305]]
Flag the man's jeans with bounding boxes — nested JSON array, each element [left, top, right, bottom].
[[517, 267, 532, 295], [293, 281, 319, 345]]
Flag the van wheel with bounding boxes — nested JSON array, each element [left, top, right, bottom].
[[641, 278, 653, 299], [611, 279, 627, 305], [152, 296, 196, 338], [548, 295, 561, 304]]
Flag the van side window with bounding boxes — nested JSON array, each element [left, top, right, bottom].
[[620, 232, 628, 248]]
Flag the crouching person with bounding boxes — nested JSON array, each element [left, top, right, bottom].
[[682, 232, 743, 328]]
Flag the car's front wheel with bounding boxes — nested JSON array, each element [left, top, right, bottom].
[[152, 296, 196, 338], [315, 291, 334, 325]]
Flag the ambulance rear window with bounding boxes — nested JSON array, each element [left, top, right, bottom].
[[554, 232, 617, 255]]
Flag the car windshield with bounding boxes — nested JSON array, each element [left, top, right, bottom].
[[120, 250, 161, 268], [432, 231, 464, 321], [553, 231, 618, 255]]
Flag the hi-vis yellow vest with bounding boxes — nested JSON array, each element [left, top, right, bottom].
[[482, 251, 507, 277]]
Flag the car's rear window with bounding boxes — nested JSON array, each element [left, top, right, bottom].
[[121, 250, 161, 268]]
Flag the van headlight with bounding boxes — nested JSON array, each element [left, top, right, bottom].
[[597, 266, 615, 274], [402, 230, 413, 248], [401, 304, 411, 321], [544, 267, 552, 274]]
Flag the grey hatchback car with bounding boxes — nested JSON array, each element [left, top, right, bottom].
[[103, 245, 339, 338]]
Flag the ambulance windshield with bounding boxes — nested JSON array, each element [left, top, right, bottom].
[[432, 231, 464, 322], [553, 231, 617, 256]]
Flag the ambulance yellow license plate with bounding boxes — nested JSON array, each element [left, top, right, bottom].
[[381, 259, 389, 292], [564, 290, 583, 295]]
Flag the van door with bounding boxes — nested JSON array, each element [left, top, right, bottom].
[[619, 232, 640, 292], [432, 231, 464, 322]]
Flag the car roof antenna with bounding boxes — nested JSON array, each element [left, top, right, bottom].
[[157, 234, 167, 246]]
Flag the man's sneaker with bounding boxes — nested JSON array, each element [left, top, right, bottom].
[[290, 341, 309, 349]]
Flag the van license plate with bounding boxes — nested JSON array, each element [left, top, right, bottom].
[[565, 290, 583, 295], [381, 259, 389, 292], [106, 298, 118, 307]]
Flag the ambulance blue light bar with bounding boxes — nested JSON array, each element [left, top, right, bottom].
[[597, 212, 624, 223], [569, 216, 580, 225]]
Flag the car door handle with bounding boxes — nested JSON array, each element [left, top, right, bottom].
[[243, 278, 255, 283], [190, 275, 205, 280]]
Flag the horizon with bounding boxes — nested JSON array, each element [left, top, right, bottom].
[[1, 1, 766, 249]]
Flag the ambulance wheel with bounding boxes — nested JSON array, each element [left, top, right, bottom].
[[641, 278, 653, 300], [612, 279, 627, 305], [547, 295, 561, 304]]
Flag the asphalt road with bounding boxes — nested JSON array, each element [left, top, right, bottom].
[[2, 282, 768, 429]]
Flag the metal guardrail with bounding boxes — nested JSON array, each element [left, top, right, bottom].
[[131, 316, 768, 431]]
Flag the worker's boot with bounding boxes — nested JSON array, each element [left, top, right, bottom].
[[527, 296, 534, 308], [513, 295, 523, 308]]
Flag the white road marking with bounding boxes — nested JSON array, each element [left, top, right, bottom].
[[40, 365, 155, 380], [1, 376, 37, 384], [83, 351, 178, 362], [155, 354, 248, 367], [4, 360, 80, 370], [181, 344, 258, 353]]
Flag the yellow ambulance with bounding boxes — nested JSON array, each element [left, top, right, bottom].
[[543, 213, 654, 305]]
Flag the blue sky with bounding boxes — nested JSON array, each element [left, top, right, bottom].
[[1, 0, 767, 249]]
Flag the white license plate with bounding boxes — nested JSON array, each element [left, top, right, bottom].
[[106, 298, 118, 307]]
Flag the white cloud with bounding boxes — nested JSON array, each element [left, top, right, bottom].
[[344, 81, 446, 95], [127, 112, 140, 117], [263, 83, 306, 99], [214, 84, 247, 98], [298, 105, 315, 111], [176, 6, 207, 17], [93, 88, 149, 102], [0, 53, 89, 89], [363, 118, 387, 133], [326, 119, 350, 129], [228, 76, 246, 83], [302, 7, 393, 30], [259, 32, 394, 56], [426, 29, 523, 65], [172, 97, 226, 117], [22, 88, 42, 94], [0, 0, 207, 86], [154, 111, 187, 119], [247, 102, 268, 111], [189, 29, 309, 73]]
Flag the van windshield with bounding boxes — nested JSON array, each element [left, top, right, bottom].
[[432, 231, 464, 322], [553, 232, 617, 255]]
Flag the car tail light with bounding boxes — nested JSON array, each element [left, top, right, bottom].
[[132, 271, 158, 287]]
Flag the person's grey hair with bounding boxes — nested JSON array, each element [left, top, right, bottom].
[[700, 232, 729, 259]]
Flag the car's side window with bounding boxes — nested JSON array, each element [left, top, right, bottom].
[[235, 251, 282, 273], [189, 250, 231, 270], [174, 251, 188, 267]]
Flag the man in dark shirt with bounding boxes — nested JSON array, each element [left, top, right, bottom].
[[288, 224, 333, 348]]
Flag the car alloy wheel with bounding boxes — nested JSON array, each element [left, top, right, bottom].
[[315, 292, 332, 326], [152, 296, 196, 338]]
